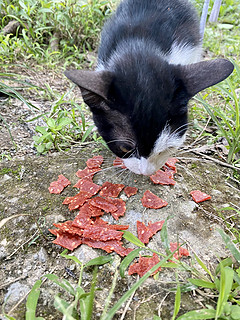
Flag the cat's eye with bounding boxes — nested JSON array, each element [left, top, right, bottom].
[[120, 146, 131, 153]]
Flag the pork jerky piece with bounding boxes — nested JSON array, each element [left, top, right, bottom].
[[89, 196, 117, 213], [109, 198, 126, 220], [137, 220, 165, 244], [53, 220, 83, 236], [190, 190, 211, 203], [73, 179, 101, 196], [72, 211, 93, 228], [128, 253, 161, 277], [150, 170, 176, 185], [75, 167, 101, 179], [165, 158, 179, 170], [137, 221, 153, 244], [141, 190, 168, 209], [49, 229, 82, 251], [48, 174, 71, 194], [86, 155, 104, 169], [100, 182, 125, 198], [82, 238, 119, 253], [124, 186, 138, 198], [170, 243, 190, 261], [68, 191, 93, 211], [82, 225, 123, 241]]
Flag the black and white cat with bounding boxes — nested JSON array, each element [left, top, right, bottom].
[[65, 0, 233, 175]]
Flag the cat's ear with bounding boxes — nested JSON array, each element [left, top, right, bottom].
[[64, 69, 113, 108], [176, 59, 234, 97]]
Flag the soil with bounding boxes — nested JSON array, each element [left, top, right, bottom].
[[1, 67, 240, 320]]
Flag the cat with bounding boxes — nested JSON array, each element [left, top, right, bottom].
[[65, 0, 234, 175]]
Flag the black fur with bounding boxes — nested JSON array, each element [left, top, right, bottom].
[[65, 0, 234, 165]]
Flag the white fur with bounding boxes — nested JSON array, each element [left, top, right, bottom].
[[123, 127, 186, 175], [166, 42, 202, 65]]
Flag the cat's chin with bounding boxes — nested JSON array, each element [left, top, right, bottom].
[[123, 157, 158, 176]]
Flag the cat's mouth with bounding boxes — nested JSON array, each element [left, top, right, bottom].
[[123, 157, 164, 176], [122, 149, 177, 176]]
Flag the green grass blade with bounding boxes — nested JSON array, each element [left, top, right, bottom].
[[187, 278, 216, 289], [25, 280, 44, 320], [43, 274, 76, 296], [60, 249, 83, 265], [54, 296, 75, 320], [123, 231, 145, 247], [172, 274, 181, 320], [85, 266, 98, 320], [218, 229, 240, 263], [120, 248, 142, 278], [194, 254, 214, 281], [176, 309, 216, 319], [84, 256, 112, 267], [215, 265, 234, 318], [161, 217, 171, 254]]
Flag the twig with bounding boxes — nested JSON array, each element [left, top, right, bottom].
[[158, 292, 170, 317], [0, 276, 26, 290], [119, 287, 136, 320], [5, 230, 39, 260], [191, 150, 240, 171]]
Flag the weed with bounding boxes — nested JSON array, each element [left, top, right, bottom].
[[0, 0, 115, 66], [194, 59, 240, 165]]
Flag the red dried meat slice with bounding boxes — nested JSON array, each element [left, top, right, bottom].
[[93, 217, 109, 226], [150, 170, 176, 185], [48, 174, 71, 194], [128, 253, 161, 277], [190, 190, 211, 203], [136, 220, 165, 244], [48, 228, 59, 236], [53, 220, 83, 236], [73, 177, 92, 188], [75, 167, 101, 179], [72, 210, 93, 228], [106, 224, 129, 230], [50, 229, 82, 251], [73, 179, 101, 196], [141, 190, 168, 209], [137, 221, 153, 244], [165, 158, 179, 170], [109, 198, 126, 220], [82, 238, 132, 256], [148, 221, 165, 235], [68, 191, 93, 211], [113, 157, 127, 169], [82, 225, 123, 241], [170, 242, 190, 260], [124, 186, 138, 198], [100, 182, 125, 198], [86, 155, 104, 169], [89, 197, 117, 213]]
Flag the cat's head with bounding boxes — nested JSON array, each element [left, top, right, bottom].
[[65, 58, 233, 175]]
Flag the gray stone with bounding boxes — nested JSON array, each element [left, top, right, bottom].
[[4, 282, 30, 306]]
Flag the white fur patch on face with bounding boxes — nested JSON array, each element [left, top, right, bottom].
[[123, 127, 186, 175], [166, 42, 202, 65], [123, 157, 156, 175]]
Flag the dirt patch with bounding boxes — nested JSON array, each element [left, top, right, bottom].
[[0, 146, 240, 319]]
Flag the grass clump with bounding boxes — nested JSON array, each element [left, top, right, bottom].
[[194, 59, 240, 165], [0, 0, 115, 67]]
